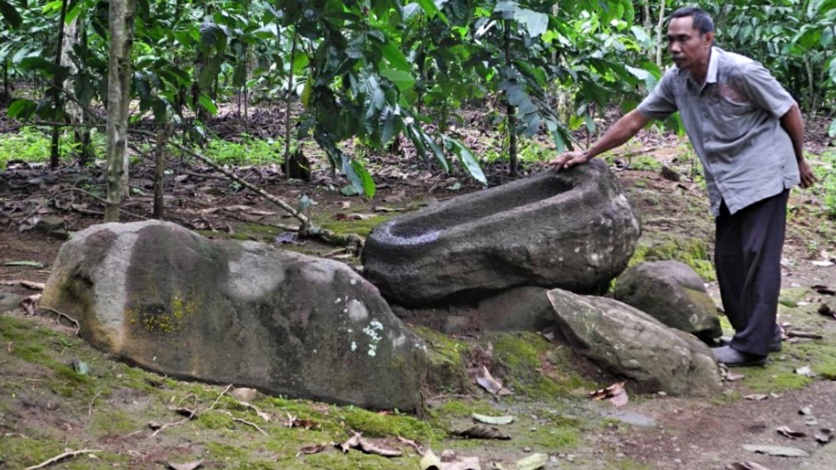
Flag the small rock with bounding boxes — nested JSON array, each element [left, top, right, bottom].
[[0, 292, 24, 313], [523, 447, 531, 453], [440, 315, 470, 334], [230, 387, 258, 402]]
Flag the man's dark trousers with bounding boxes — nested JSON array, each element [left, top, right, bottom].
[[715, 189, 790, 357]]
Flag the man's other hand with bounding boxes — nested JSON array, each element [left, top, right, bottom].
[[548, 151, 592, 171], [798, 159, 817, 188]]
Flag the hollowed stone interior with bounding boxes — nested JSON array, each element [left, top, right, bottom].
[[387, 176, 575, 240]]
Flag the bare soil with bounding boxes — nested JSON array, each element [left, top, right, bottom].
[[2, 115, 836, 470]]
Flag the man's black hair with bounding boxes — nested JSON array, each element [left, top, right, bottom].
[[670, 6, 715, 35]]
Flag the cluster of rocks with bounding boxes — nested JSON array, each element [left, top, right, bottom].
[[40, 159, 723, 411]]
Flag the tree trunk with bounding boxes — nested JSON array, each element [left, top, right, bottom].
[[504, 19, 517, 177], [104, 0, 137, 222], [283, 26, 299, 177], [49, 0, 69, 170], [153, 124, 172, 219], [655, 0, 667, 67]]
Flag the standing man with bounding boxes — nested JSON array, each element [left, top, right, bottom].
[[549, 6, 817, 367]]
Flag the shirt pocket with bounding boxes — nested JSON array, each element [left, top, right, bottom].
[[709, 96, 755, 142]]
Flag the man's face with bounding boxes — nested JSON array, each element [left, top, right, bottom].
[[667, 16, 713, 70]]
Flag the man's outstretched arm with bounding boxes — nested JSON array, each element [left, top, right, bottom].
[[549, 109, 652, 171]]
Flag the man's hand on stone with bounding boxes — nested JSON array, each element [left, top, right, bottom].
[[548, 151, 592, 172], [798, 159, 817, 188]]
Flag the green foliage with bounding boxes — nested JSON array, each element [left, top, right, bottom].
[[0, 126, 105, 168], [704, 0, 836, 112], [202, 135, 285, 166], [629, 237, 716, 281], [812, 150, 836, 218]]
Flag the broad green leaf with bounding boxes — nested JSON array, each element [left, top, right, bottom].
[[0, 0, 23, 28], [380, 41, 410, 72], [630, 25, 651, 47], [422, 130, 449, 172], [7, 98, 36, 119], [380, 68, 415, 92], [443, 136, 487, 185], [415, 0, 448, 23], [197, 95, 217, 116], [292, 53, 309, 75], [514, 8, 548, 38], [343, 157, 375, 198]]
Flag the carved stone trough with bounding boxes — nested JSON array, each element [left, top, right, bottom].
[[362, 159, 641, 307]]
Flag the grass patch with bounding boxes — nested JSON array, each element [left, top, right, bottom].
[[318, 214, 390, 238], [412, 326, 471, 394], [628, 236, 716, 281], [202, 134, 286, 166], [0, 126, 106, 169], [490, 332, 592, 399]]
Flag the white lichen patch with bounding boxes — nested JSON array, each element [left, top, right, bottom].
[[362, 320, 384, 357], [346, 299, 369, 322]]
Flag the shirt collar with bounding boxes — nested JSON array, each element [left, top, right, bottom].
[[705, 46, 719, 84]]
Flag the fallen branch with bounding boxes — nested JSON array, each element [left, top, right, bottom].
[[150, 417, 190, 438], [25, 449, 101, 470], [88, 391, 102, 416], [233, 418, 268, 435], [38, 306, 81, 335], [210, 384, 233, 410], [130, 129, 309, 228], [0, 280, 45, 290]]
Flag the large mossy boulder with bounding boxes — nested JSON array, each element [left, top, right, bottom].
[[614, 260, 722, 341], [41, 221, 427, 411], [362, 160, 641, 306], [547, 288, 722, 397]]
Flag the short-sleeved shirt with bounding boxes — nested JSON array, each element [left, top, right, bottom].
[[638, 46, 799, 215]]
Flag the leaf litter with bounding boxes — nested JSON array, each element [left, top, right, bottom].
[[588, 382, 628, 407]]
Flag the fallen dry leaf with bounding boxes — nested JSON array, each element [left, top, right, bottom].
[[297, 443, 330, 457], [420, 448, 442, 470], [743, 394, 769, 401], [815, 428, 834, 444], [356, 437, 402, 457], [472, 413, 514, 425], [168, 459, 203, 470], [515, 452, 548, 470], [725, 462, 772, 470], [776, 425, 807, 439], [795, 366, 816, 377], [812, 285, 835, 295], [742, 444, 809, 457], [285, 413, 319, 430], [475, 366, 511, 396], [454, 425, 511, 440], [589, 382, 628, 407]]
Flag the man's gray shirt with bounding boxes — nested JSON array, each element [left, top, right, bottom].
[[638, 46, 800, 215]]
